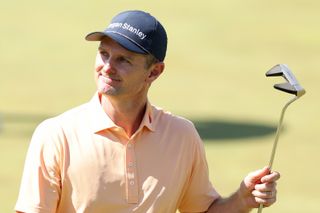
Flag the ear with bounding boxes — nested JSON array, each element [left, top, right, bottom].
[[146, 62, 165, 83]]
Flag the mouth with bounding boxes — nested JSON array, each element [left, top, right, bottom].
[[98, 74, 121, 84]]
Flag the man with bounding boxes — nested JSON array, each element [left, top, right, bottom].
[[15, 10, 280, 213]]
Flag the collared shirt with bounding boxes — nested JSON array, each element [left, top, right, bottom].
[[15, 93, 219, 213]]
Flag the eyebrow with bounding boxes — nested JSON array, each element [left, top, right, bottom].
[[98, 46, 105, 51], [98, 46, 135, 61]]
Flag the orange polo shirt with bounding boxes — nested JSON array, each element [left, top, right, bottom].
[[15, 93, 219, 213]]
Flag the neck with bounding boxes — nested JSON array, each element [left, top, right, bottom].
[[100, 93, 148, 137]]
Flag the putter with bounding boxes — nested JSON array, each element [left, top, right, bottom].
[[257, 64, 305, 213]]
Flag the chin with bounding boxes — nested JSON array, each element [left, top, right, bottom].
[[98, 85, 119, 96]]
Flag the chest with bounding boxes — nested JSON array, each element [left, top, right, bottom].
[[60, 131, 193, 212]]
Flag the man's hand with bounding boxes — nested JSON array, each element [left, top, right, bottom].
[[207, 167, 280, 213], [239, 166, 280, 208]]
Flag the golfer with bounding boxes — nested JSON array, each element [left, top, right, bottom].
[[15, 10, 280, 213]]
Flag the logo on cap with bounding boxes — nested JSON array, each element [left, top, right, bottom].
[[85, 10, 167, 62], [108, 23, 147, 40]]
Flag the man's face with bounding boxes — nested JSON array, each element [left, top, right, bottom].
[[94, 37, 152, 98]]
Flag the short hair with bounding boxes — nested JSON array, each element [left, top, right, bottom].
[[145, 54, 160, 69]]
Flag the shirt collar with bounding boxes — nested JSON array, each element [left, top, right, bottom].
[[89, 92, 117, 133], [139, 101, 155, 132], [89, 92, 155, 134]]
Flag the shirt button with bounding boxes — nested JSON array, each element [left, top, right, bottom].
[[127, 143, 132, 148], [128, 162, 134, 167], [130, 181, 135, 185]]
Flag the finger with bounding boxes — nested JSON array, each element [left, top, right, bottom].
[[252, 189, 277, 199], [254, 197, 276, 207], [255, 182, 277, 191], [244, 166, 270, 186], [261, 171, 281, 183]]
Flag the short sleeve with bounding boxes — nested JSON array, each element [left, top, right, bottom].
[[178, 128, 220, 213], [15, 119, 63, 213]]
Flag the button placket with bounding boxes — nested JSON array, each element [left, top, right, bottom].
[[125, 141, 138, 203]]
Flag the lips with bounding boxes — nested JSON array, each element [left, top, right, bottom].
[[99, 75, 121, 84]]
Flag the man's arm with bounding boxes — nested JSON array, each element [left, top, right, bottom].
[[15, 120, 62, 213], [207, 167, 280, 213]]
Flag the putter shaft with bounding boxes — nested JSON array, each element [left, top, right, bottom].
[[257, 96, 299, 213]]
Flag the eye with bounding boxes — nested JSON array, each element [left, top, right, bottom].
[[118, 56, 132, 65], [99, 51, 109, 59]]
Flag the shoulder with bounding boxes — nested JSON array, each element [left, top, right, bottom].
[[32, 103, 90, 141], [152, 105, 200, 140], [49, 102, 91, 130], [153, 105, 194, 125]]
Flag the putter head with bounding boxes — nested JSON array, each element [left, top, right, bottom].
[[266, 64, 306, 97]]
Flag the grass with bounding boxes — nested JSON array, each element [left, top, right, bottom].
[[1, 0, 320, 212]]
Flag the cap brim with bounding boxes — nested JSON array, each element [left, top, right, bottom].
[[85, 31, 147, 55]]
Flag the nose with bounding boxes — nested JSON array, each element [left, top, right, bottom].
[[101, 62, 113, 75], [96, 53, 115, 75]]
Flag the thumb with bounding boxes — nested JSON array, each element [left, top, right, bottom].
[[243, 166, 270, 189]]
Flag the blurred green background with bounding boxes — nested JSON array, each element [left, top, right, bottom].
[[1, 0, 319, 212]]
